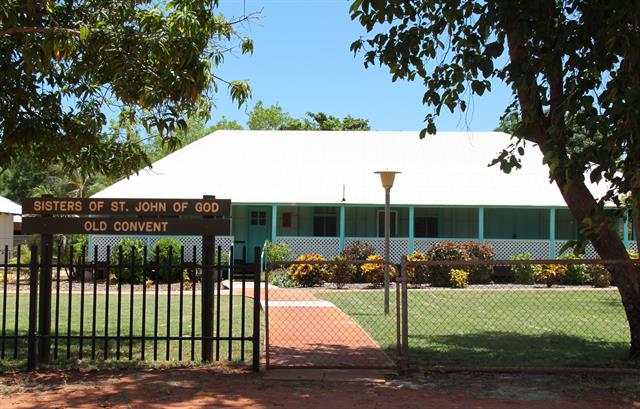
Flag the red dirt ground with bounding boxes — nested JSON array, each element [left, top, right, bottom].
[[0, 367, 638, 409]]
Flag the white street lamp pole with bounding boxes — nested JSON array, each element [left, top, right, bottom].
[[375, 170, 400, 315]]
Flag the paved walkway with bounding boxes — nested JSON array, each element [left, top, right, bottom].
[[264, 288, 395, 369]]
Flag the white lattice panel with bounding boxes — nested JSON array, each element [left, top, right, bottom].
[[90, 235, 233, 262], [485, 239, 550, 259], [629, 241, 638, 253], [344, 238, 408, 263], [275, 237, 341, 259], [413, 238, 467, 255]]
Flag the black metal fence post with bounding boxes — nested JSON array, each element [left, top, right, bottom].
[[27, 246, 39, 370], [201, 195, 215, 362], [37, 195, 53, 364], [252, 246, 261, 372]]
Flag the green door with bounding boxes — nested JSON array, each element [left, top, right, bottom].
[[247, 207, 270, 262]]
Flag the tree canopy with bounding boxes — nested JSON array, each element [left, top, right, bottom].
[[350, 0, 640, 358], [0, 0, 253, 179], [247, 100, 371, 131]]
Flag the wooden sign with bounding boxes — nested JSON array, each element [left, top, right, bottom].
[[22, 198, 231, 217], [22, 217, 231, 236]]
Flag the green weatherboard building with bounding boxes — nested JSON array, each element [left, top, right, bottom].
[[90, 130, 637, 262]]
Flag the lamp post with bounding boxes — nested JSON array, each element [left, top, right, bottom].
[[375, 170, 400, 314]]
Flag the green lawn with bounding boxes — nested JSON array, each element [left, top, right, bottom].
[[0, 293, 255, 370], [318, 288, 632, 368]]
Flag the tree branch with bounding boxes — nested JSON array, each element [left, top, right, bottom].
[[0, 27, 80, 36]]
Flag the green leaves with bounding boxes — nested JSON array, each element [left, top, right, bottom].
[[229, 80, 252, 108], [0, 0, 255, 177]]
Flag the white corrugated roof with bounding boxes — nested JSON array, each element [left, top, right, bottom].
[[0, 196, 21, 214], [93, 130, 607, 207]]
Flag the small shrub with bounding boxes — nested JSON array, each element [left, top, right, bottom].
[[534, 264, 565, 287], [512, 252, 535, 284], [361, 254, 397, 287], [426, 241, 470, 287], [182, 271, 193, 290], [588, 264, 611, 288], [269, 268, 296, 288], [110, 238, 145, 284], [264, 241, 291, 269], [462, 241, 495, 284], [449, 269, 469, 288], [326, 255, 356, 289], [341, 241, 376, 282], [151, 238, 183, 283], [406, 251, 429, 285], [288, 253, 326, 287], [10, 245, 32, 266], [557, 253, 589, 285]]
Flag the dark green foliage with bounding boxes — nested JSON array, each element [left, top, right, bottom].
[[110, 238, 145, 284], [326, 255, 356, 288], [268, 268, 295, 288], [151, 238, 183, 283], [0, 0, 253, 177], [246, 100, 370, 131], [425, 241, 470, 287], [511, 252, 535, 285], [462, 241, 495, 284], [557, 253, 589, 286], [263, 240, 291, 270], [340, 240, 376, 282], [588, 265, 612, 288]]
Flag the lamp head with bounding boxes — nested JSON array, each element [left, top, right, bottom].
[[374, 170, 401, 190]]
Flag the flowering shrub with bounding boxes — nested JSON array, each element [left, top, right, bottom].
[[461, 241, 495, 284], [425, 241, 470, 287], [534, 264, 566, 287], [341, 240, 376, 282], [288, 253, 326, 287], [325, 255, 356, 289], [407, 251, 429, 285], [361, 254, 397, 287], [449, 269, 469, 288]]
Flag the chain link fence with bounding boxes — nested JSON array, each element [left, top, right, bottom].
[[263, 257, 638, 370]]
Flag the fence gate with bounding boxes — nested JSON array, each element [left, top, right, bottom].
[[263, 260, 407, 370]]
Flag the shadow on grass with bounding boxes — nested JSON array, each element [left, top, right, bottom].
[[402, 331, 635, 368]]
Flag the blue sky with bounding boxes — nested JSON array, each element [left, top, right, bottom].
[[211, 0, 513, 131]]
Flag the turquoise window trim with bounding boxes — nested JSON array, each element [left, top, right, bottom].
[[271, 204, 277, 243], [408, 206, 415, 254], [549, 208, 556, 258], [339, 205, 346, 252], [478, 207, 484, 243]]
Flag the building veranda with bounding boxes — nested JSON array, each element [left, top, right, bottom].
[[90, 130, 637, 262]]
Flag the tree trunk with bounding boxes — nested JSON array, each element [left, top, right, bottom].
[[554, 176, 640, 360]]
